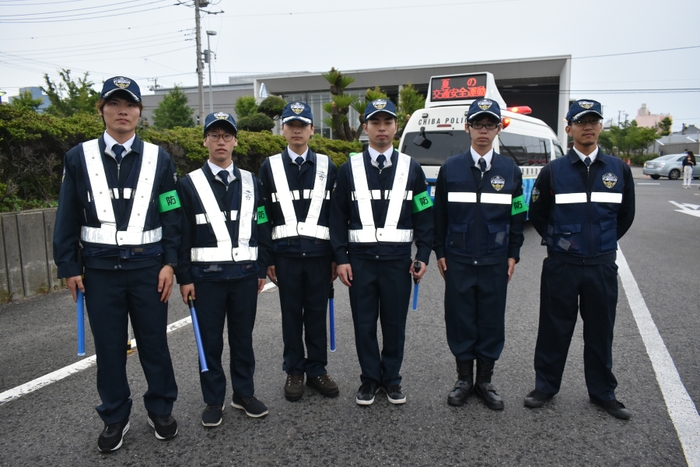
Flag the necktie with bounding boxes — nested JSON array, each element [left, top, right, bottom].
[[377, 154, 386, 170], [584, 156, 591, 167], [218, 170, 229, 187], [113, 144, 125, 163], [478, 157, 487, 173], [295, 156, 304, 167]]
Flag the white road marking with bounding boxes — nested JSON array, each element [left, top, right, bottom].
[[637, 182, 660, 185], [670, 201, 700, 218], [617, 249, 700, 466]]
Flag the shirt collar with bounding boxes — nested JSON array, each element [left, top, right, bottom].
[[368, 146, 394, 169], [103, 132, 136, 158], [572, 146, 599, 163], [287, 146, 309, 163], [207, 160, 235, 182], [470, 147, 494, 170]]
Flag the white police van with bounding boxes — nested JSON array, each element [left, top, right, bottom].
[[399, 72, 564, 206]]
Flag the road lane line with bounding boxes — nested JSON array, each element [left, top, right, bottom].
[[617, 249, 700, 466]]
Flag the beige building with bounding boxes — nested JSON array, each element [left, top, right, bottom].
[[635, 103, 671, 129]]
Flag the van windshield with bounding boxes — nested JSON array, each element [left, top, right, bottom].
[[400, 131, 470, 166]]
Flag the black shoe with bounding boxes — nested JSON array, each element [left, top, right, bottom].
[[475, 382, 504, 410], [201, 405, 223, 427], [306, 374, 340, 398], [97, 419, 129, 453], [447, 379, 473, 407], [384, 385, 406, 405], [231, 395, 269, 418], [147, 413, 178, 440], [524, 389, 552, 408], [284, 374, 304, 402], [356, 382, 379, 406], [591, 398, 632, 420]]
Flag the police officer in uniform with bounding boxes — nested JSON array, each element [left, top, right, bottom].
[[433, 98, 527, 410], [524, 99, 635, 419], [258, 102, 339, 402], [330, 99, 434, 406], [53, 77, 180, 452], [177, 112, 272, 425]]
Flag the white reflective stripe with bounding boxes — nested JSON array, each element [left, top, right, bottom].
[[195, 213, 208, 224], [230, 211, 238, 221], [191, 246, 258, 263], [112, 188, 120, 199], [350, 155, 376, 233], [269, 154, 298, 234], [348, 228, 413, 243], [123, 188, 132, 199], [272, 223, 330, 240], [480, 193, 512, 205], [231, 170, 256, 261], [383, 153, 411, 230], [81, 225, 162, 245], [591, 192, 622, 203], [300, 154, 329, 238], [555, 192, 587, 204], [81, 140, 160, 246], [448, 192, 477, 203]]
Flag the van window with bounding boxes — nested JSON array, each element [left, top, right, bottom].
[[553, 142, 565, 159], [498, 133, 551, 166], [400, 131, 470, 167]]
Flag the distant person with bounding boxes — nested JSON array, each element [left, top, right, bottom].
[[258, 102, 339, 402], [177, 112, 272, 426], [682, 150, 696, 188], [53, 76, 181, 452], [330, 99, 434, 406], [524, 99, 636, 419], [433, 98, 527, 410]]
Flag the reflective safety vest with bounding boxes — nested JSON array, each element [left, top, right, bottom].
[[80, 139, 162, 246], [348, 152, 413, 243], [545, 154, 625, 256], [268, 153, 330, 241], [188, 168, 258, 263]]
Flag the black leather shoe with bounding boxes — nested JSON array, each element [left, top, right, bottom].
[[591, 398, 631, 420], [475, 382, 504, 410], [447, 379, 473, 407], [524, 389, 552, 408]]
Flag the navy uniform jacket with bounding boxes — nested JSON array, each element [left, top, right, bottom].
[[433, 151, 526, 265], [176, 163, 272, 284], [529, 148, 635, 264], [329, 150, 433, 265], [53, 135, 181, 277], [258, 148, 337, 258]]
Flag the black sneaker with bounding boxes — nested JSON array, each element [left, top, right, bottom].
[[97, 419, 129, 453], [147, 413, 178, 440], [524, 389, 552, 408], [306, 374, 340, 398], [284, 374, 304, 402], [384, 385, 406, 405], [591, 398, 632, 420], [201, 405, 224, 427], [231, 395, 269, 418], [355, 382, 379, 406]]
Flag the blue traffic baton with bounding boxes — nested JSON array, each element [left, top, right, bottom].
[[77, 290, 86, 356], [329, 284, 336, 352], [187, 295, 209, 372], [411, 261, 421, 311]]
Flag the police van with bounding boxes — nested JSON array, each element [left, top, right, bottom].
[[399, 72, 564, 206]]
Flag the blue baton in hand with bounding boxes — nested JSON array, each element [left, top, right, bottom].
[[412, 261, 421, 311], [187, 295, 209, 372], [77, 290, 86, 356], [329, 284, 336, 352]]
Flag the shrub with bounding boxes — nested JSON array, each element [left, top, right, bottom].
[[238, 113, 275, 132]]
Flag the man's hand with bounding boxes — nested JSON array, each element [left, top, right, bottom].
[[437, 257, 447, 280], [266, 265, 278, 285], [257, 278, 266, 295], [158, 265, 174, 302], [411, 260, 427, 283], [337, 263, 353, 287], [507, 258, 516, 283], [66, 275, 85, 302], [180, 283, 195, 305], [331, 262, 338, 282]]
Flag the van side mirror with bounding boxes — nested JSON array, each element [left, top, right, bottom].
[[413, 126, 432, 149]]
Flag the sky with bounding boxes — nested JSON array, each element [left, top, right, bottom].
[[1, 0, 699, 131]]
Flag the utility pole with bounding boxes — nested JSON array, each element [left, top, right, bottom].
[[194, 0, 204, 126]]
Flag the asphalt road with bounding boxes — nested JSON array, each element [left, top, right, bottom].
[[0, 168, 698, 467]]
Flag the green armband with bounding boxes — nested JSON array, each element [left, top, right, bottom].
[[511, 195, 528, 215], [412, 190, 434, 213], [257, 206, 269, 224], [158, 190, 181, 212]]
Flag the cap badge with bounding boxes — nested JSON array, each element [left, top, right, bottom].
[[372, 99, 387, 110], [113, 77, 131, 89], [578, 101, 595, 109], [491, 175, 505, 192], [602, 173, 618, 189], [478, 99, 493, 110], [290, 102, 305, 114], [214, 112, 230, 120]]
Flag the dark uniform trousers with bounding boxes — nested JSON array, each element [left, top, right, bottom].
[[83, 264, 177, 425], [349, 255, 412, 387], [534, 256, 619, 401], [194, 276, 259, 405], [444, 260, 509, 362], [275, 254, 332, 377]]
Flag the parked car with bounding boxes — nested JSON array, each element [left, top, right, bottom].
[[643, 153, 700, 180]]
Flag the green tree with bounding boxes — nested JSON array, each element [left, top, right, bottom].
[[657, 116, 672, 136], [322, 68, 358, 141], [398, 83, 425, 130], [152, 86, 195, 130], [235, 96, 258, 119], [42, 69, 99, 117], [258, 95, 286, 120], [238, 113, 275, 132], [350, 86, 389, 140], [9, 91, 43, 112]]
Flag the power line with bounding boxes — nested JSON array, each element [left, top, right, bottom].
[[0, 1, 174, 23], [575, 45, 700, 60], [0, 0, 157, 17]]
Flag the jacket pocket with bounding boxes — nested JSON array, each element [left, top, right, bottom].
[[488, 223, 509, 252], [447, 223, 468, 250], [553, 223, 582, 252]]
